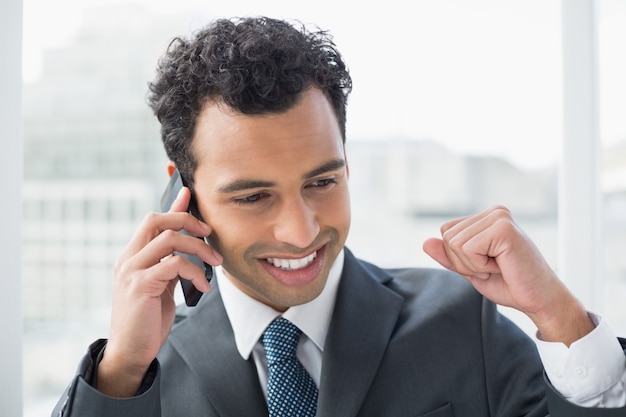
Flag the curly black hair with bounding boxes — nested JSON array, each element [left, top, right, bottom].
[[147, 16, 353, 189]]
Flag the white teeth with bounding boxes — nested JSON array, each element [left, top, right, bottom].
[[267, 251, 317, 270]]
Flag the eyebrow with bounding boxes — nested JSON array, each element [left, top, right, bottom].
[[218, 158, 346, 194]]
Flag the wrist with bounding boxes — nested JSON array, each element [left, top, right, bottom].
[[97, 346, 150, 397], [529, 293, 595, 347]]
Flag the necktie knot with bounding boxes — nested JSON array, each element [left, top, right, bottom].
[[262, 317, 302, 364]]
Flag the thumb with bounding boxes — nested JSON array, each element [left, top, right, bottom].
[[422, 238, 454, 270], [169, 186, 192, 213]]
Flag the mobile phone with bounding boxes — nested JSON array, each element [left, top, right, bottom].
[[160, 168, 213, 306]]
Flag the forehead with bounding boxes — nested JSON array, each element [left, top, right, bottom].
[[192, 89, 345, 184]]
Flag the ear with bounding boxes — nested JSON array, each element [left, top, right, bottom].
[[167, 161, 176, 177]]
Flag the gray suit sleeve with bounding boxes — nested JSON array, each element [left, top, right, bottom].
[[51, 339, 161, 417], [546, 375, 626, 416]]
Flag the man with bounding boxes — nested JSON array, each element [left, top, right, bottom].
[[53, 16, 626, 416]]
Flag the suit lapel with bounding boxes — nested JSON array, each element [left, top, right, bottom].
[[167, 286, 268, 417], [317, 249, 404, 417], [166, 248, 403, 417]]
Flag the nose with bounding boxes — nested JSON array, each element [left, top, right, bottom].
[[272, 197, 320, 249]]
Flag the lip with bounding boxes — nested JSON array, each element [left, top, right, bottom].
[[259, 245, 327, 287]]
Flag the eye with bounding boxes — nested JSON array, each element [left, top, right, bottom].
[[233, 192, 268, 205], [308, 178, 337, 188]]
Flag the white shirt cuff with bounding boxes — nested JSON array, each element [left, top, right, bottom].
[[535, 312, 626, 404]]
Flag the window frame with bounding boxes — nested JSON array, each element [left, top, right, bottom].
[[2, 0, 24, 415]]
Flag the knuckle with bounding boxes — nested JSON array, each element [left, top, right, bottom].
[[113, 258, 124, 275], [155, 229, 182, 250], [169, 254, 187, 269], [491, 205, 511, 217], [143, 211, 161, 226], [160, 229, 179, 240], [447, 235, 463, 252], [167, 256, 196, 281], [114, 259, 136, 288], [113, 253, 133, 277], [494, 216, 515, 234]]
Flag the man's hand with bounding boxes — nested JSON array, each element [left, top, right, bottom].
[[97, 186, 222, 397], [423, 205, 594, 346]]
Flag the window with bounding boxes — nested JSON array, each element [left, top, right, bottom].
[[12, 1, 624, 415]]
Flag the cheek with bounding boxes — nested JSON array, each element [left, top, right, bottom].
[[203, 206, 248, 252], [323, 186, 351, 224], [205, 211, 261, 254], [338, 190, 352, 237]]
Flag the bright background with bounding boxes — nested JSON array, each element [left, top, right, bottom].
[[23, 0, 626, 169], [10, 1, 626, 415]]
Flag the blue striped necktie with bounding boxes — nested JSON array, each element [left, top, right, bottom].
[[262, 317, 318, 417]]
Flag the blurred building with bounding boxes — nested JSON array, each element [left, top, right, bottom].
[[347, 139, 557, 219], [22, 4, 565, 326], [22, 180, 155, 327], [22, 5, 176, 327]]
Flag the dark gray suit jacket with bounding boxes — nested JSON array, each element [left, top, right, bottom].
[[53, 248, 626, 416]]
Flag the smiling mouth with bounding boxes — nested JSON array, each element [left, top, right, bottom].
[[266, 251, 317, 270]]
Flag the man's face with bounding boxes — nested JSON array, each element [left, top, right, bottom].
[[191, 88, 351, 311]]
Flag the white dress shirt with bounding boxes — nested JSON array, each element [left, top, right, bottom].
[[536, 314, 626, 407], [217, 249, 626, 407], [217, 250, 344, 398]]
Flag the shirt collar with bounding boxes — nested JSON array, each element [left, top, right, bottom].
[[217, 249, 345, 360]]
